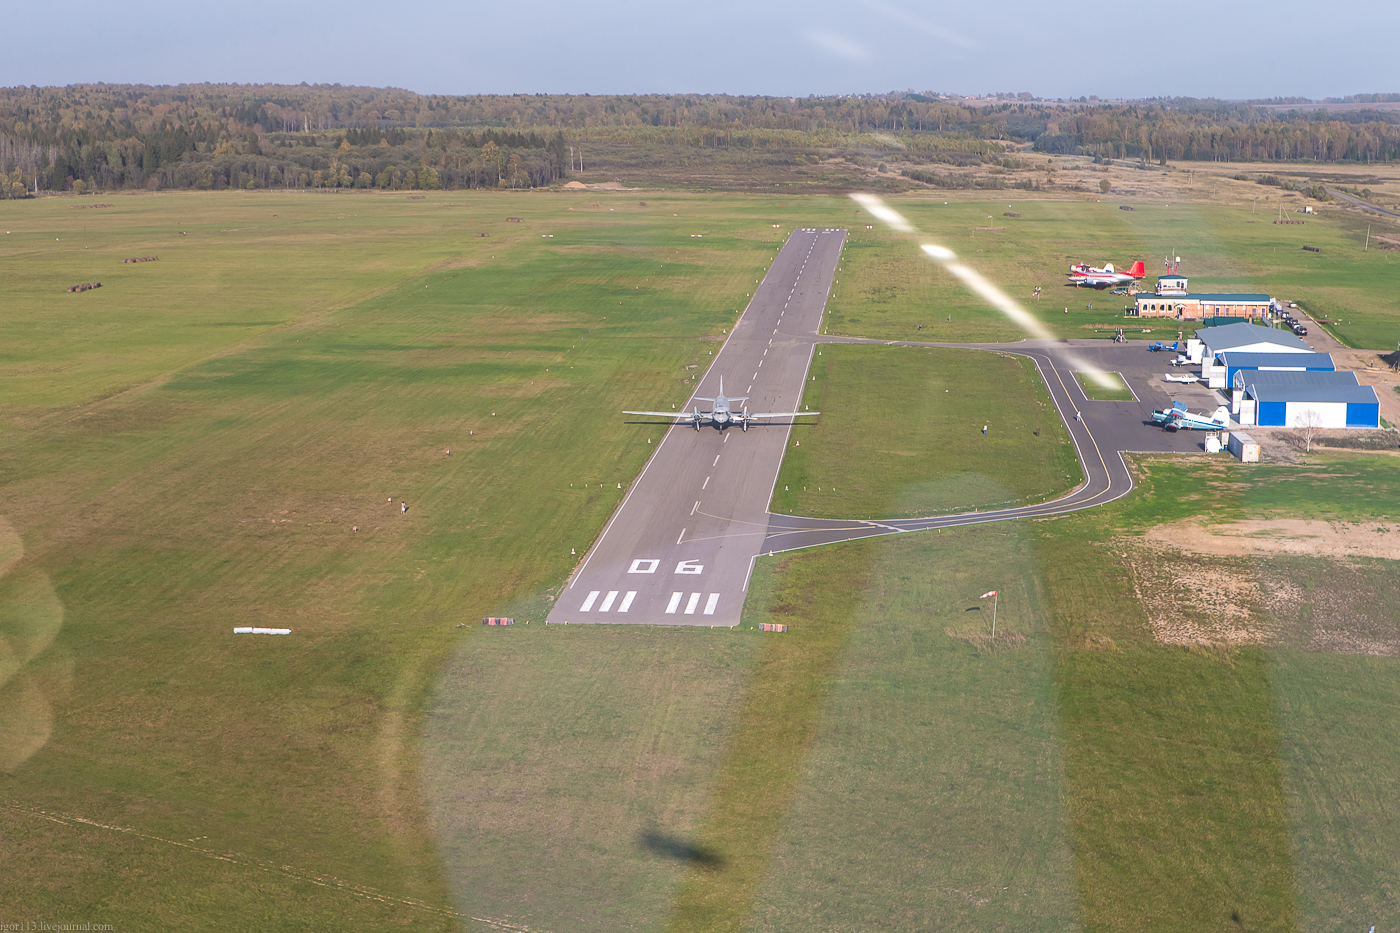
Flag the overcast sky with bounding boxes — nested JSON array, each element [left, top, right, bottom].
[[8, 0, 1397, 101]]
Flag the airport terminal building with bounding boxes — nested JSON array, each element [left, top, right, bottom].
[[1126, 273, 1272, 321], [1130, 291, 1273, 321]]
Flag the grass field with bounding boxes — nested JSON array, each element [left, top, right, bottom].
[[751, 453, 1400, 932], [771, 344, 1082, 519], [743, 524, 1080, 932], [0, 189, 827, 926], [4, 186, 1400, 931], [826, 196, 1400, 350], [1073, 370, 1134, 401]]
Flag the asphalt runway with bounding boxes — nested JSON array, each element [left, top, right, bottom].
[[547, 227, 846, 627], [551, 232, 1226, 624]]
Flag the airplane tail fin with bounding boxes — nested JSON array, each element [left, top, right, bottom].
[[1128, 260, 1146, 278], [1103, 263, 1115, 274]]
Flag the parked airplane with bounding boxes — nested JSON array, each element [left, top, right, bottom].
[[1151, 401, 1229, 430], [625, 377, 819, 431], [1164, 373, 1198, 383], [1066, 260, 1147, 289]]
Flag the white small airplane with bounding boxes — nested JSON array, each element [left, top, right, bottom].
[[1151, 401, 1229, 430], [625, 377, 819, 431], [1164, 373, 1197, 383]]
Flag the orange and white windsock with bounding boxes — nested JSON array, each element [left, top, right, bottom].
[[979, 590, 997, 599]]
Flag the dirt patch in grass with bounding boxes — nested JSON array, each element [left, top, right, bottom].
[[1118, 547, 1288, 647], [1143, 517, 1400, 561], [1118, 519, 1400, 655]]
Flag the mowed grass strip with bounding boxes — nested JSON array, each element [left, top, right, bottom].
[[1036, 468, 1298, 933], [420, 625, 760, 933], [1271, 650, 1400, 932], [748, 525, 1080, 932], [773, 344, 1081, 519], [662, 542, 877, 933]]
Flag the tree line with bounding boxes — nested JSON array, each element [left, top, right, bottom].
[[0, 83, 1397, 196]]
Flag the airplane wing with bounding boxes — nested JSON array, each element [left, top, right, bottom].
[[744, 411, 820, 419], [623, 410, 694, 418]]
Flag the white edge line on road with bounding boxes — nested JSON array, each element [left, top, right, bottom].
[[1115, 371, 1140, 403]]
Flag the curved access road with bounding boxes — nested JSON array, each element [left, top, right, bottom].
[[763, 338, 1209, 552]]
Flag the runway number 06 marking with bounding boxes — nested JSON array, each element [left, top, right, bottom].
[[627, 558, 705, 575]]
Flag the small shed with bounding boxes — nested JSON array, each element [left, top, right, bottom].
[[1228, 432, 1260, 462]]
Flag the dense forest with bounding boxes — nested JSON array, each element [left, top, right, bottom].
[[0, 84, 1398, 196]]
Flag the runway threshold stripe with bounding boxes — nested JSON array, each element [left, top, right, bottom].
[[684, 593, 701, 614], [665, 592, 682, 614], [580, 590, 600, 612], [618, 591, 636, 612], [703, 593, 720, 615], [599, 590, 618, 612]]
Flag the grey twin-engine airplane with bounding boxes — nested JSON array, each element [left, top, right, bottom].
[[625, 377, 819, 431]]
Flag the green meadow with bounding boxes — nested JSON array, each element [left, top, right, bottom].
[[772, 343, 1082, 519], [2, 188, 1400, 932], [828, 196, 1400, 350]]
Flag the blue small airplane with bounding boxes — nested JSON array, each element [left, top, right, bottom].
[[626, 377, 819, 432]]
